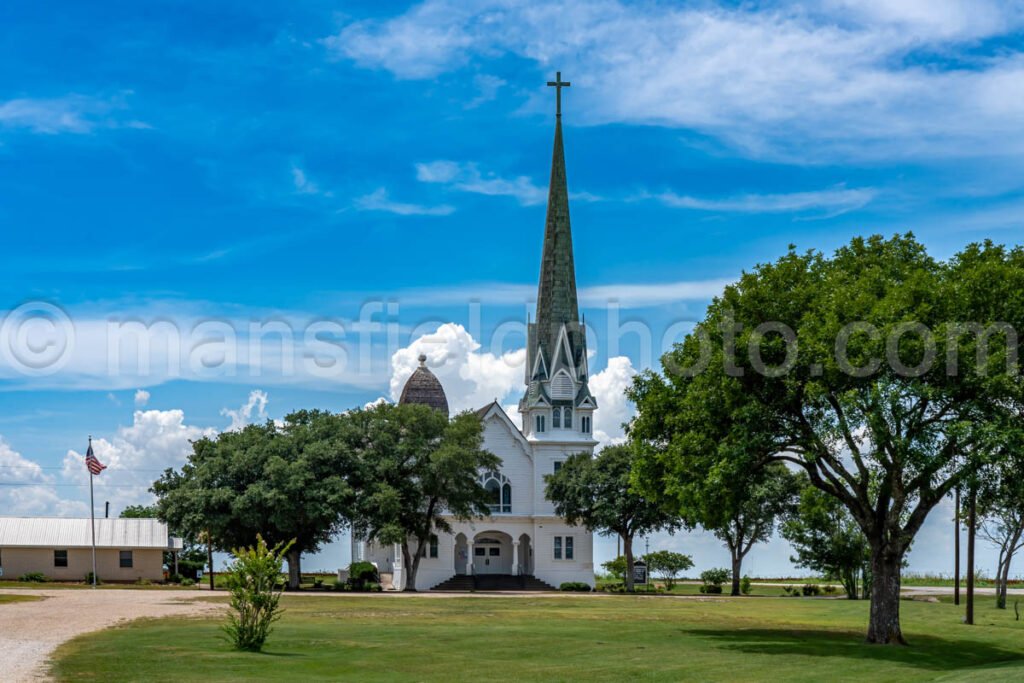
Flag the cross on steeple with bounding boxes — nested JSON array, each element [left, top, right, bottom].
[[547, 71, 570, 117]]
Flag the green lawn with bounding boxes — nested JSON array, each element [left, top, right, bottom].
[[50, 593, 1024, 682], [0, 594, 41, 605]]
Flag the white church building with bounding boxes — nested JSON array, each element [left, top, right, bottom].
[[352, 77, 598, 591]]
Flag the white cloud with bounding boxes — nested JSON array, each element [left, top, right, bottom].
[[588, 356, 637, 448], [467, 74, 507, 108], [354, 187, 455, 216], [387, 323, 637, 447], [389, 323, 525, 413], [221, 389, 270, 431], [134, 389, 150, 408], [328, 0, 1024, 160], [0, 93, 146, 135], [648, 186, 875, 218], [415, 160, 547, 206]]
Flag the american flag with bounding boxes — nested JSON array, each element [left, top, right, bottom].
[[85, 441, 106, 476]]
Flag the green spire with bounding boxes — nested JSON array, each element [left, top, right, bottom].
[[534, 100, 584, 373]]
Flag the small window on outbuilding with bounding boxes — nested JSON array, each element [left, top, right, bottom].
[[120, 550, 133, 568], [429, 535, 439, 559], [54, 550, 68, 567]]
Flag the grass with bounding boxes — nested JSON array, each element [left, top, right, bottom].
[[0, 593, 41, 605], [50, 593, 1024, 682]]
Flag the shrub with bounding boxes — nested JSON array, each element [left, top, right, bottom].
[[166, 573, 183, 584], [740, 575, 752, 595], [18, 572, 46, 583], [823, 584, 838, 595], [313, 577, 324, 589], [331, 578, 348, 592], [802, 583, 821, 597], [699, 568, 729, 594], [560, 581, 592, 592], [84, 572, 100, 585], [782, 585, 799, 597], [347, 561, 381, 592], [364, 581, 383, 592], [601, 581, 626, 593], [135, 578, 153, 586], [222, 535, 293, 652], [181, 578, 196, 587]]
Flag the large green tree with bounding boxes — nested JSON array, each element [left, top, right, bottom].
[[152, 410, 355, 589], [546, 444, 680, 592], [346, 402, 499, 591], [781, 486, 870, 600], [630, 235, 1024, 643]]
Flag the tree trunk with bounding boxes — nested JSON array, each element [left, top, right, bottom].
[[287, 548, 301, 590], [402, 542, 421, 592], [730, 550, 742, 597], [866, 548, 905, 645], [206, 533, 214, 591], [623, 534, 635, 592], [842, 568, 858, 600]]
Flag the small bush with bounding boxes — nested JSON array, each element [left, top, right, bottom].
[[347, 561, 380, 591], [313, 577, 324, 589], [740, 575, 752, 595], [823, 584, 837, 595], [699, 568, 729, 594], [181, 578, 196, 587], [18, 572, 47, 583], [331, 578, 348, 592], [782, 585, 799, 597], [84, 572, 100, 585], [802, 584, 821, 597], [135, 578, 153, 586], [560, 581, 592, 592], [223, 535, 293, 652], [364, 581, 382, 592], [601, 581, 626, 593], [166, 573, 183, 584]]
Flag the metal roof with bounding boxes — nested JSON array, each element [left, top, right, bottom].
[[0, 517, 182, 550]]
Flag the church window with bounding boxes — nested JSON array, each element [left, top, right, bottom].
[[563, 407, 572, 428], [553, 536, 562, 560], [553, 461, 562, 474], [581, 416, 591, 434], [482, 470, 512, 513], [475, 547, 486, 557], [565, 536, 574, 560], [536, 415, 546, 433], [429, 535, 439, 559], [54, 550, 68, 568], [552, 408, 561, 429]]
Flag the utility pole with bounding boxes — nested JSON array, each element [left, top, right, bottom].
[[954, 486, 961, 606], [966, 487, 977, 625]]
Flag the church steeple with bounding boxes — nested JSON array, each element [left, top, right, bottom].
[[520, 73, 596, 442]]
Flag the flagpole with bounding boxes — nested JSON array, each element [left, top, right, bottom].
[[89, 436, 97, 588]]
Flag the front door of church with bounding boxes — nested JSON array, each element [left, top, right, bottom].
[[473, 544, 501, 574]]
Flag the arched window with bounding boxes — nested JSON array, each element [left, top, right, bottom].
[[563, 407, 572, 429], [552, 408, 561, 429], [480, 470, 512, 513]]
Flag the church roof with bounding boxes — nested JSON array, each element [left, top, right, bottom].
[[399, 355, 449, 418]]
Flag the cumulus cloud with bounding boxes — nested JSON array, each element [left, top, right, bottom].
[[60, 408, 217, 515], [327, 0, 1024, 160], [387, 323, 637, 446], [389, 323, 525, 413], [354, 187, 455, 216], [134, 389, 150, 408], [588, 356, 637, 447], [221, 389, 271, 431]]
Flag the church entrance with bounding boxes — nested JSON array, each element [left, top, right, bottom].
[[472, 532, 513, 574]]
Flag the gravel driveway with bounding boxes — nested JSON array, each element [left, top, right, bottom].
[[0, 588, 222, 682]]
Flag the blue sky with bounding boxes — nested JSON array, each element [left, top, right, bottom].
[[2, 0, 1024, 576]]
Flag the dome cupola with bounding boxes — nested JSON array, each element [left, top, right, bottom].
[[398, 354, 449, 418]]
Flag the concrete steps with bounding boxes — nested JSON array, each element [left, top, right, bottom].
[[430, 574, 558, 592]]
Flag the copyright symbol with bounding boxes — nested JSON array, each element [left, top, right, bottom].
[[0, 302, 75, 375]]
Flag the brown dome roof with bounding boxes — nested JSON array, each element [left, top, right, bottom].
[[399, 355, 449, 417]]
